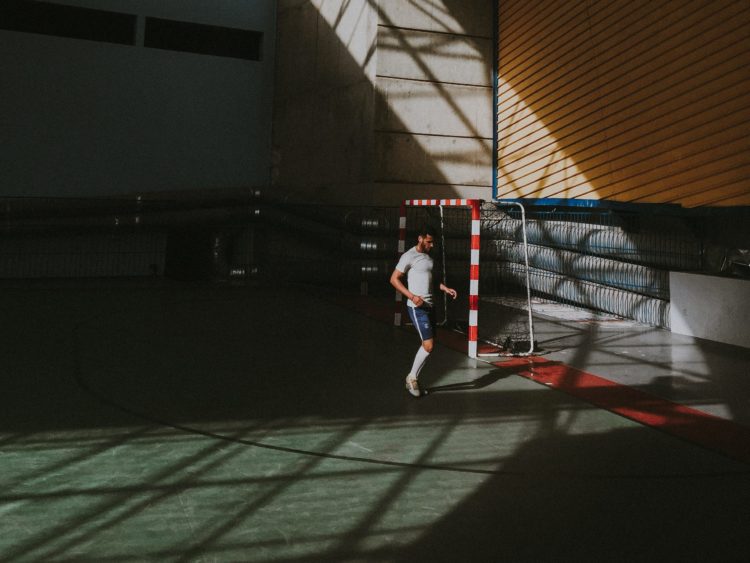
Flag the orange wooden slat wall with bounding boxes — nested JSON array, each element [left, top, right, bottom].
[[496, 0, 750, 207]]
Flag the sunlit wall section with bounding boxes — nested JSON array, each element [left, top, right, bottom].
[[273, 0, 495, 204], [496, 0, 750, 207], [373, 0, 494, 204]]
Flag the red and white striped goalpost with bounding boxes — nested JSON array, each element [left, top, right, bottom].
[[394, 199, 482, 359]]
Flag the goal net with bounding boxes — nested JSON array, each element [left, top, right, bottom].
[[394, 199, 535, 358]]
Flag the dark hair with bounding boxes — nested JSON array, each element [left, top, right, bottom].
[[417, 224, 435, 237]]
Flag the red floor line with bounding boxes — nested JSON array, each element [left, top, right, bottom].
[[331, 293, 750, 466], [493, 356, 750, 466]]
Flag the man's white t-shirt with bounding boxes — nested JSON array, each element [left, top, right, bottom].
[[396, 246, 433, 308]]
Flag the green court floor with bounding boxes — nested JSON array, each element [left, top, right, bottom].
[[2, 283, 749, 562]]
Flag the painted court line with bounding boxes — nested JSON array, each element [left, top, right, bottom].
[[490, 356, 750, 466]]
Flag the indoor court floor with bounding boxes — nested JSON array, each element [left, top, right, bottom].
[[2, 281, 749, 562]]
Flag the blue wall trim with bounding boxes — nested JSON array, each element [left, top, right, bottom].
[[493, 197, 750, 215], [494, 197, 683, 212]]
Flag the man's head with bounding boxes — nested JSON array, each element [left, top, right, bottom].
[[416, 225, 435, 254]]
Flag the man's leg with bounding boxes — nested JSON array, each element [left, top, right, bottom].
[[410, 337, 433, 375], [406, 307, 435, 397]]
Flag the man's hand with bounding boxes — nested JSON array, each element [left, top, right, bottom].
[[410, 294, 425, 307], [440, 284, 457, 299]]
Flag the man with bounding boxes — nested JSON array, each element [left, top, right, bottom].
[[390, 226, 457, 397]]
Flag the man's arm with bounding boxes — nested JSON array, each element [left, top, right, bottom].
[[439, 283, 457, 299], [390, 269, 424, 307]]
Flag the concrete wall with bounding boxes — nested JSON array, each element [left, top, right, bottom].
[[271, 0, 378, 204], [0, 0, 276, 198], [271, 0, 494, 205], [670, 272, 750, 349], [373, 0, 494, 204]]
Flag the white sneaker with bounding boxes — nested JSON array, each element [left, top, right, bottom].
[[405, 374, 420, 397]]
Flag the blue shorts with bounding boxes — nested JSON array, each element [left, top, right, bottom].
[[407, 305, 435, 341]]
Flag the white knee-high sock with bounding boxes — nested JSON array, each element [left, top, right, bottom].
[[410, 346, 431, 378]]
